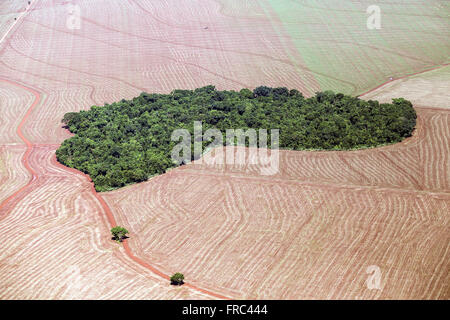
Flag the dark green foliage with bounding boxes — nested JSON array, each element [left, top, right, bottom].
[[111, 226, 129, 242], [253, 86, 272, 97], [56, 86, 416, 191], [170, 273, 185, 285]]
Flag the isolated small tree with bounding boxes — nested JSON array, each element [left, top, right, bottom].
[[111, 226, 129, 242], [170, 273, 185, 286]]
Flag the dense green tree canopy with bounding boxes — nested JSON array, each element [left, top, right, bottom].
[[170, 273, 185, 285], [110, 226, 128, 242], [56, 86, 416, 191]]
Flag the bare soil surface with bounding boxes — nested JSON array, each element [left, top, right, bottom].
[[0, 0, 448, 299]]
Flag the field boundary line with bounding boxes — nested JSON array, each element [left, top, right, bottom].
[[358, 63, 450, 97], [50, 154, 233, 300], [0, 78, 40, 214]]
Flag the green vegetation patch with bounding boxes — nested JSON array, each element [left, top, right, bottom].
[[56, 86, 416, 191]]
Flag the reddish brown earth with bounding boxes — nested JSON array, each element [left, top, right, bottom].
[[0, 79, 217, 299], [103, 106, 449, 299], [0, 0, 449, 299]]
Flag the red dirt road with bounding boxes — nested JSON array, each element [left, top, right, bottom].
[[0, 0, 449, 299], [103, 68, 450, 299], [0, 79, 39, 215], [51, 154, 232, 300], [0, 77, 230, 299]]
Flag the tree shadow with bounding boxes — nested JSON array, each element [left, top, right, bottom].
[[111, 235, 129, 242]]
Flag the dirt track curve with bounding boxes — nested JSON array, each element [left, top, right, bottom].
[[1, 62, 448, 301], [0, 79, 39, 213], [0, 77, 231, 300]]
